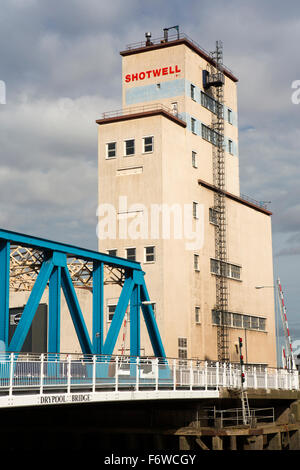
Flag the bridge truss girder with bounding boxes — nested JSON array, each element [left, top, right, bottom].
[[0, 229, 166, 359]]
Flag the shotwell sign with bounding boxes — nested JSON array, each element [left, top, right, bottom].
[[125, 65, 181, 83]]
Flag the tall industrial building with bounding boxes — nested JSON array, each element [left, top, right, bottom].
[[96, 28, 277, 367]]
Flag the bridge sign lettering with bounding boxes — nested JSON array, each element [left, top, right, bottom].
[[40, 393, 91, 405]]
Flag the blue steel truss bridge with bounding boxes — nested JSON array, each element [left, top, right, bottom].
[[0, 228, 299, 410]]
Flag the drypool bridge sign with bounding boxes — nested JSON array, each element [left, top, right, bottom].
[[0, 228, 166, 359]]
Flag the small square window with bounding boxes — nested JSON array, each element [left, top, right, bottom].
[[209, 208, 218, 225], [144, 246, 155, 263], [107, 249, 117, 257], [125, 139, 135, 156], [259, 318, 266, 331], [212, 310, 221, 325], [106, 142, 116, 158], [126, 247, 136, 261], [107, 304, 116, 322], [143, 136, 154, 153]]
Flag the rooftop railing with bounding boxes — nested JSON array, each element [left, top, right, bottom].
[[100, 103, 183, 121], [125, 32, 235, 77], [240, 194, 271, 210]]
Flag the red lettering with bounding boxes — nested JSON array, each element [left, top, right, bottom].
[[152, 69, 161, 77], [125, 65, 181, 83]]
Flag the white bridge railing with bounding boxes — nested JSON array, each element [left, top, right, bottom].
[[0, 353, 298, 396]]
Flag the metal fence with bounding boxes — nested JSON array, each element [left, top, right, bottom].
[[0, 353, 298, 396]]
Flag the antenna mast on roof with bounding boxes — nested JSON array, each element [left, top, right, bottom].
[[163, 25, 180, 42]]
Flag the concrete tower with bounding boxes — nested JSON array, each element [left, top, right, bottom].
[[96, 29, 277, 367]]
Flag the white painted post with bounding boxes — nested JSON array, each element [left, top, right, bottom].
[[275, 368, 278, 390], [115, 356, 119, 392], [265, 368, 268, 390], [136, 357, 139, 392], [40, 354, 44, 395], [216, 362, 219, 390], [92, 355, 96, 393], [223, 363, 226, 387], [67, 355, 71, 394], [294, 370, 299, 390], [155, 358, 159, 391], [229, 363, 232, 387], [205, 361, 208, 391], [254, 367, 257, 389], [173, 359, 176, 391], [9, 353, 14, 396]]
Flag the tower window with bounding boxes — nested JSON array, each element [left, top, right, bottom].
[[124, 139, 135, 156], [190, 84, 196, 100], [193, 201, 199, 219], [228, 108, 233, 124], [228, 139, 233, 154], [126, 247, 136, 261], [143, 136, 154, 153], [106, 142, 116, 158], [107, 249, 117, 257], [192, 151, 197, 168], [107, 304, 116, 322], [178, 337, 187, 364], [194, 254, 199, 271], [195, 306, 201, 324], [191, 118, 196, 134], [144, 246, 155, 263]]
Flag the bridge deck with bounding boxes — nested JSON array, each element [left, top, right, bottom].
[[0, 353, 298, 409]]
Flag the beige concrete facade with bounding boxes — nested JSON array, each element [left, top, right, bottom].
[[96, 37, 277, 366]]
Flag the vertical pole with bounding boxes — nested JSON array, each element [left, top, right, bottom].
[[93, 261, 103, 355], [115, 356, 119, 392], [136, 356, 139, 391], [205, 361, 208, 391], [48, 266, 61, 353], [92, 355, 96, 393], [173, 359, 176, 391], [0, 241, 10, 351], [67, 355, 71, 394], [216, 362, 219, 390], [155, 358, 159, 391], [130, 283, 140, 357], [40, 353, 44, 395], [9, 353, 14, 396], [254, 367, 257, 389], [190, 360, 193, 391]]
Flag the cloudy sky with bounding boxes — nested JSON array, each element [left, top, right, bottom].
[[1, 0, 300, 356]]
